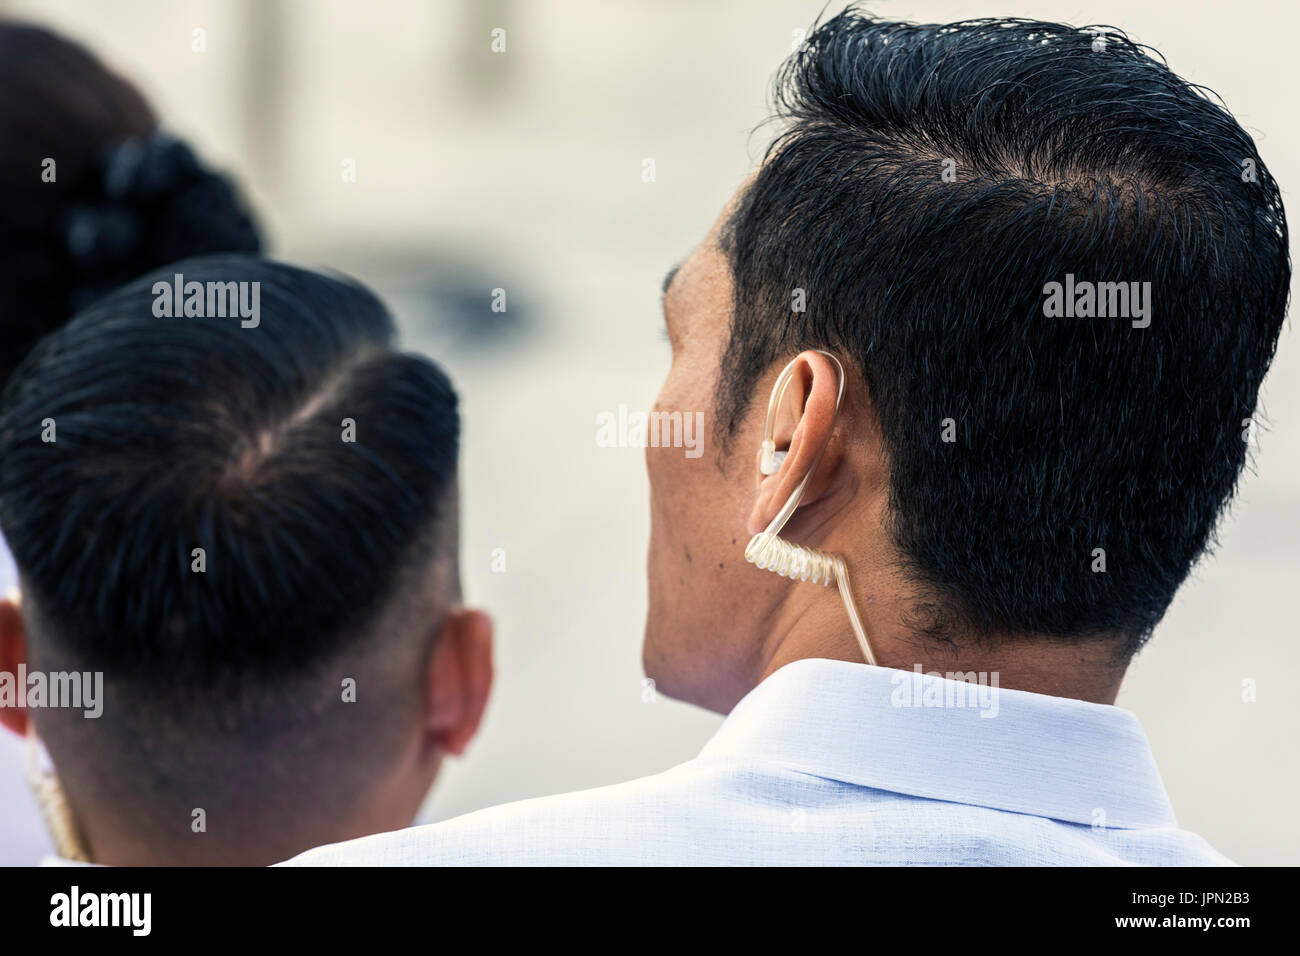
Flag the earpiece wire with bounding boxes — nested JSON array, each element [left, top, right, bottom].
[[745, 351, 877, 665]]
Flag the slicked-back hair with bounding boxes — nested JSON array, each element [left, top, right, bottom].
[[0, 254, 459, 722], [719, 11, 1290, 650]]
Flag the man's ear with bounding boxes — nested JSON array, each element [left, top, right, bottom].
[[423, 608, 493, 757], [746, 350, 845, 536], [0, 595, 29, 737]]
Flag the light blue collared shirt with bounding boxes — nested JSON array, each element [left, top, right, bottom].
[[286, 658, 1231, 865]]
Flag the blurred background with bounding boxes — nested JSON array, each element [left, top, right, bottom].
[[2, 0, 1295, 865]]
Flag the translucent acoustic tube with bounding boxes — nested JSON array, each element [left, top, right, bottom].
[[744, 351, 877, 667], [745, 532, 838, 585]]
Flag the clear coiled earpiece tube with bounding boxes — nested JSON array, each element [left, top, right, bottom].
[[743, 352, 877, 666]]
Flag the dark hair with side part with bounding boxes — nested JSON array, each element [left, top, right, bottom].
[[719, 11, 1290, 651], [0, 22, 261, 386], [0, 255, 461, 850]]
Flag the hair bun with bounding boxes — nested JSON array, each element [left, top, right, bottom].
[[63, 132, 262, 313], [102, 134, 201, 203]]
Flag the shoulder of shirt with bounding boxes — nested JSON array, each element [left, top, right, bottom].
[[279, 756, 1236, 867], [283, 754, 857, 866]]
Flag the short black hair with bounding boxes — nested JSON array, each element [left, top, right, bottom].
[[719, 11, 1290, 650], [0, 255, 460, 839]]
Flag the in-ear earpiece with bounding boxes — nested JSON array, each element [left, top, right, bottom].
[[759, 440, 786, 476], [745, 350, 877, 666]]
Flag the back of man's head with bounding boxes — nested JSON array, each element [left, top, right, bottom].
[[0, 254, 484, 864], [717, 11, 1290, 655]]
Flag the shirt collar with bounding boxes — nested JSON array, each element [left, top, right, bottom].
[[698, 657, 1176, 829]]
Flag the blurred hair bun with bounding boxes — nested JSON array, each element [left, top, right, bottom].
[[63, 132, 262, 313]]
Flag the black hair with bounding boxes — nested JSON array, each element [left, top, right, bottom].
[[0, 22, 261, 386], [0, 255, 460, 843], [1, 253, 460, 683], [719, 11, 1290, 650]]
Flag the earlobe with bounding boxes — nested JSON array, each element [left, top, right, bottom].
[[0, 596, 29, 737]]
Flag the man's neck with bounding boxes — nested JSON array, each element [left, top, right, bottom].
[[77, 814, 401, 866], [67, 782, 424, 866], [756, 592, 1129, 705]]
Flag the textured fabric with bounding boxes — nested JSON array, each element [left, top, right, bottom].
[[285, 658, 1231, 866], [1, 533, 56, 867], [0, 728, 55, 866]]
